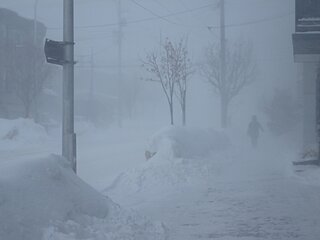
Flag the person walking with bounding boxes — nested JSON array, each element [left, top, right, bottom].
[[247, 115, 263, 148]]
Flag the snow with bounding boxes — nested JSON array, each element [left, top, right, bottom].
[[102, 126, 320, 240], [74, 118, 96, 136], [299, 18, 320, 21], [146, 126, 230, 159], [43, 88, 58, 97], [289, 164, 320, 187], [0, 118, 49, 150], [105, 126, 231, 205], [2, 119, 320, 239], [0, 155, 167, 240]]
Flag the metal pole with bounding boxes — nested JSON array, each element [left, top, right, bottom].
[[117, 0, 123, 128], [89, 48, 94, 121], [63, 0, 76, 173], [317, 64, 320, 164], [220, 0, 227, 128], [33, 0, 39, 122], [33, 0, 38, 44]]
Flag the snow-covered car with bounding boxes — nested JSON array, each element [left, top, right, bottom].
[[145, 126, 230, 160]]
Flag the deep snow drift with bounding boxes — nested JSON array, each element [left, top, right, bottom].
[[0, 155, 166, 240], [2, 118, 320, 240], [146, 126, 230, 159], [103, 125, 320, 240], [105, 126, 231, 204]]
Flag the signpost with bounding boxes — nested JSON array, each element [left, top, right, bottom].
[[296, 0, 320, 32], [293, 0, 320, 62], [44, 39, 66, 65]]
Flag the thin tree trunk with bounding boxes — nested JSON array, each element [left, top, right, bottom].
[[170, 102, 174, 125], [220, 95, 228, 128], [182, 107, 186, 126], [182, 95, 186, 126]]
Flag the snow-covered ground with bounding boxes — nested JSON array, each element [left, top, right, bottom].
[[103, 125, 320, 240], [104, 126, 232, 205], [0, 118, 49, 150], [0, 154, 167, 240], [1, 118, 320, 239], [0, 119, 167, 240]]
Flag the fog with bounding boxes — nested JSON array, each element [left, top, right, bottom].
[[0, 0, 297, 127], [1, 1, 319, 239]]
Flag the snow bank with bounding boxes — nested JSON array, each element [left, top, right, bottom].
[[290, 164, 320, 187], [0, 118, 48, 149], [146, 126, 230, 159], [0, 155, 166, 240], [105, 127, 230, 204]]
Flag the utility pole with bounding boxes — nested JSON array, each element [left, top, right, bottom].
[[317, 65, 320, 164], [220, 0, 227, 128], [33, 0, 38, 51], [117, 0, 123, 128], [33, 0, 39, 122], [63, 0, 76, 173], [89, 48, 94, 122]]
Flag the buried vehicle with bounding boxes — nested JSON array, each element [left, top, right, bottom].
[[145, 126, 230, 160]]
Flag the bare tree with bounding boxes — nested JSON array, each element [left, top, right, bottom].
[[173, 39, 193, 126], [142, 38, 186, 125], [202, 41, 256, 127]]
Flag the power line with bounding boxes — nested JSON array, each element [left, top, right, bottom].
[[76, 64, 140, 69], [129, 0, 177, 25], [149, 0, 174, 13], [175, 0, 193, 11], [208, 11, 294, 30], [47, 3, 216, 30], [142, 0, 205, 28], [47, 6, 293, 32]]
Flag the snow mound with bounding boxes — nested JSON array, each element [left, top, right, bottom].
[[0, 155, 166, 240], [146, 126, 230, 159], [105, 156, 213, 204], [105, 127, 230, 203], [0, 118, 48, 149], [290, 164, 320, 187]]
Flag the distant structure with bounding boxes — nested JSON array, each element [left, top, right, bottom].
[[0, 8, 46, 118], [292, 0, 320, 163]]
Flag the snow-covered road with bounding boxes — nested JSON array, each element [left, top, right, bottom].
[[144, 172, 320, 240], [118, 144, 320, 240]]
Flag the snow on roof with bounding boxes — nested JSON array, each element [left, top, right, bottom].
[[299, 18, 320, 21]]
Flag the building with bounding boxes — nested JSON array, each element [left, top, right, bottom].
[[292, 0, 320, 162], [0, 8, 46, 118]]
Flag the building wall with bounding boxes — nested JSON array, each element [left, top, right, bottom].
[[0, 8, 46, 119], [302, 63, 317, 149]]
